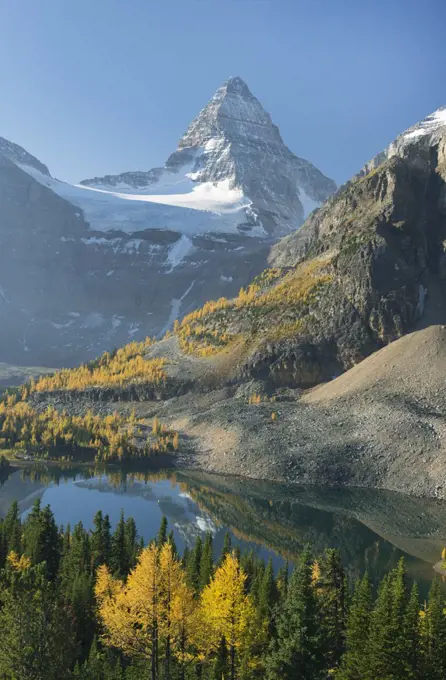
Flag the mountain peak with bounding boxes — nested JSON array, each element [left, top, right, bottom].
[[81, 78, 336, 235], [177, 75, 277, 151], [219, 75, 252, 97]]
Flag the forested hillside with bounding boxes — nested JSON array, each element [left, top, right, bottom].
[[0, 500, 445, 679]]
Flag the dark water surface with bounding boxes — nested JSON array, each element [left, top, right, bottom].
[[1, 463, 446, 593]]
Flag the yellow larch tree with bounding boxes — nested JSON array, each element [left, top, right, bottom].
[[95, 543, 196, 680], [96, 544, 161, 677], [197, 552, 264, 680]]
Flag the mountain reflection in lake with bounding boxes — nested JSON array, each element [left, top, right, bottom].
[[1, 464, 446, 593]]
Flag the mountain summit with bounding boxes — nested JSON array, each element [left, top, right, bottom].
[[81, 77, 336, 236]]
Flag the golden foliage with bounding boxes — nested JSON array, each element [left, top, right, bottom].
[[7, 551, 31, 572], [0, 400, 178, 462], [198, 552, 264, 670], [96, 543, 196, 666], [175, 258, 333, 357], [31, 337, 167, 393]]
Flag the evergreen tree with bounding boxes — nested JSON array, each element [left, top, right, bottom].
[[337, 573, 372, 680], [318, 549, 347, 671], [276, 560, 289, 602], [364, 573, 394, 680], [22, 501, 60, 579], [258, 557, 278, 621], [187, 535, 203, 593], [0, 518, 6, 569], [60, 521, 91, 583], [219, 532, 232, 566], [404, 582, 421, 680], [0, 563, 76, 679], [157, 515, 168, 546], [103, 514, 112, 564], [167, 528, 178, 558], [111, 510, 127, 577], [125, 517, 138, 569], [3, 499, 22, 554], [91, 511, 107, 570], [265, 549, 323, 680], [423, 578, 446, 680], [199, 531, 214, 591]]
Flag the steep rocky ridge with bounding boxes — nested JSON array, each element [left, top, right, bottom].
[[0, 78, 334, 366]]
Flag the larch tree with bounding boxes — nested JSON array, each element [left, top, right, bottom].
[[95, 542, 196, 680], [198, 552, 262, 680]]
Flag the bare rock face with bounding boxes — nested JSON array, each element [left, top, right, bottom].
[[0, 78, 335, 366], [264, 107, 446, 385]]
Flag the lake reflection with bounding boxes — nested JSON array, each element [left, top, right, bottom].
[[1, 463, 446, 592]]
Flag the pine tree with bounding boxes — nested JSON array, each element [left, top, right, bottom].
[[318, 549, 347, 671], [125, 517, 138, 569], [364, 573, 394, 680], [276, 559, 289, 602], [167, 529, 178, 559], [0, 563, 76, 679], [91, 511, 106, 571], [22, 501, 60, 579], [337, 573, 372, 680], [111, 510, 127, 577], [187, 535, 203, 594], [265, 549, 323, 680], [157, 516, 168, 546], [199, 531, 214, 591], [0, 519, 6, 569], [258, 558, 278, 622], [404, 582, 421, 679], [422, 578, 446, 680], [3, 499, 22, 555], [103, 514, 112, 564], [219, 532, 232, 566]]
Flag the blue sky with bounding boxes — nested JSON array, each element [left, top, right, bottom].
[[0, 0, 444, 185]]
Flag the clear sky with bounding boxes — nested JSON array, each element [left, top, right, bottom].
[[0, 0, 444, 185]]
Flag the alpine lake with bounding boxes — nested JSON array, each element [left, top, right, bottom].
[[1, 460, 446, 596]]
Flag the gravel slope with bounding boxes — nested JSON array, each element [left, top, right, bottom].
[[153, 325, 446, 498]]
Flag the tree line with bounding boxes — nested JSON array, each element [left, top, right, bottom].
[[0, 499, 445, 679], [0, 393, 179, 462]]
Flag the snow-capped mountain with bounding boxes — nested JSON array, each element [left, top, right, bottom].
[[0, 77, 335, 366], [79, 76, 336, 236]]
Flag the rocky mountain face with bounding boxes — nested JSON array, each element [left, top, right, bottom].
[[0, 77, 335, 367], [263, 105, 446, 384]]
